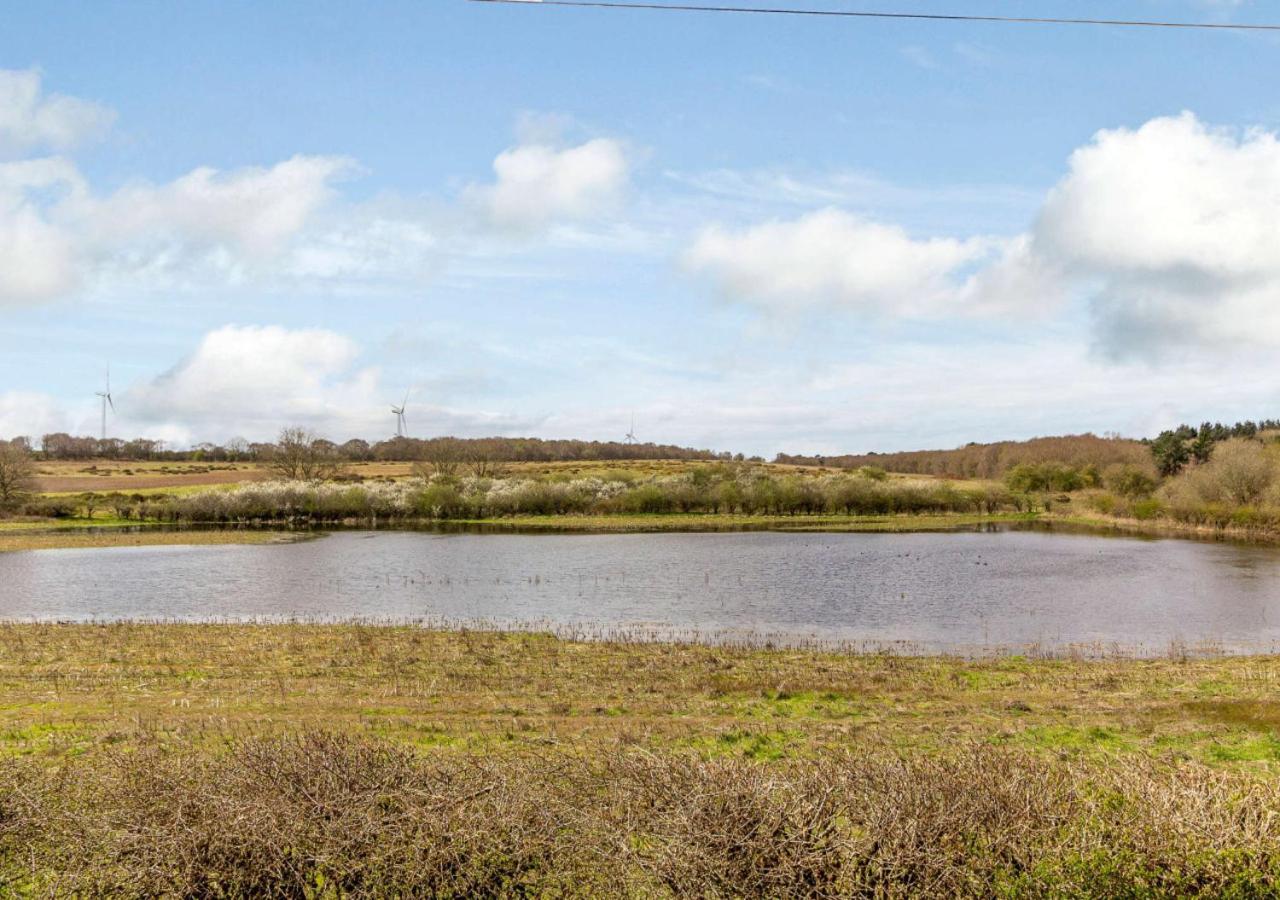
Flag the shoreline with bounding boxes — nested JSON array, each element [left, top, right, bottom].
[[6, 506, 1280, 552], [0, 511, 1032, 551], [7, 509, 1280, 553]]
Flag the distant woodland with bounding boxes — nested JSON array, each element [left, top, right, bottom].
[[775, 434, 1150, 479]]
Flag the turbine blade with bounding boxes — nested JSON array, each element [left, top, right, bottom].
[[107, 394, 115, 411]]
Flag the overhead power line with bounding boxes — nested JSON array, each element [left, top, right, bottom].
[[467, 0, 1280, 32]]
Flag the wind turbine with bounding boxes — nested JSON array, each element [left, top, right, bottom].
[[391, 390, 409, 438], [94, 366, 114, 442], [624, 412, 638, 445]]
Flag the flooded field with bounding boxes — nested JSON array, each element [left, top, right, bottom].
[[5, 529, 1280, 654]]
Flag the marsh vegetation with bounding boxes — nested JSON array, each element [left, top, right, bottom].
[[3, 624, 1280, 896]]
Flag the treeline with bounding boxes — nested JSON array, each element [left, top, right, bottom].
[[777, 434, 1150, 480], [123, 469, 1031, 524], [14, 433, 731, 464], [1147, 420, 1280, 476]]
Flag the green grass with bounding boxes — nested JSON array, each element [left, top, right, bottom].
[[0, 515, 138, 531], [0, 623, 1277, 769], [0, 527, 296, 552]]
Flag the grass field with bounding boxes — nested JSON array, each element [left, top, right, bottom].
[[3, 623, 1278, 762], [3, 624, 1280, 895], [30, 457, 875, 494]]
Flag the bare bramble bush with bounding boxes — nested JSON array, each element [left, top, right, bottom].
[[2, 734, 1279, 897]]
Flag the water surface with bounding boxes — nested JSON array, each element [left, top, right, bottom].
[[4, 529, 1280, 654]]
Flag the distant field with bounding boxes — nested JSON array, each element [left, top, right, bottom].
[[32, 457, 856, 494], [34, 460, 274, 493]]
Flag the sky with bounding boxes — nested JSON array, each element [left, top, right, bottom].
[[2, 0, 1280, 456]]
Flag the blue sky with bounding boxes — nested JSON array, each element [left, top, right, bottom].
[[2, 0, 1280, 455]]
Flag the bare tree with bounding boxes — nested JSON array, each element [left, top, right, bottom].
[[269, 427, 342, 482], [467, 446, 508, 478], [413, 437, 465, 479], [0, 441, 37, 512]]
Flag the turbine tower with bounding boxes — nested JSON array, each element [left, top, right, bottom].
[[624, 413, 638, 445], [94, 366, 114, 442], [391, 390, 409, 438]]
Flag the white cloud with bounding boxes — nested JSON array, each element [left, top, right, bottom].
[[118, 325, 536, 444], [0, 71, 631, 307], [0, 69, 114, 155], [473, 136, 630, 232], [1030, 112, 1280, 358], [684, 208, 1006, 316], [85, 155, 356, 257], [125, 325, 378, 440], [0, 207, 78, 303], [687, 113, 1280, 359], [0, 88, 631, 306], [0, 153, 357, 305], [0, 157, 85, 304], [0, 390, 66, 441]]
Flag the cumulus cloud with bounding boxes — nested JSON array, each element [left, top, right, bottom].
[[0, 151, 358, 306], [687, 112, 1280, 359], [85, 156, 356, 257], [1030, 112, 1280, 358], [116, 325, 536, 444], [125, 325, 379, 440], [0, 71, 630, 306], [0, 69, 114, 155], [0, 390, 67, 441], [0, 159, 83, 303], [472, 136, 630, 232], [684, 208, 1023, 317]]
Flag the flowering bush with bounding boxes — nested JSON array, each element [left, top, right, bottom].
[[141, 469, 1028, 523]]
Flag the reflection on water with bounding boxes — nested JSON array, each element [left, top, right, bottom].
[[4, 529, 1280, 655]]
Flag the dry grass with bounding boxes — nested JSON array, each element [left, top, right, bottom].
[[33, 460, 274, 493], [0, 528, 296, 553]]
